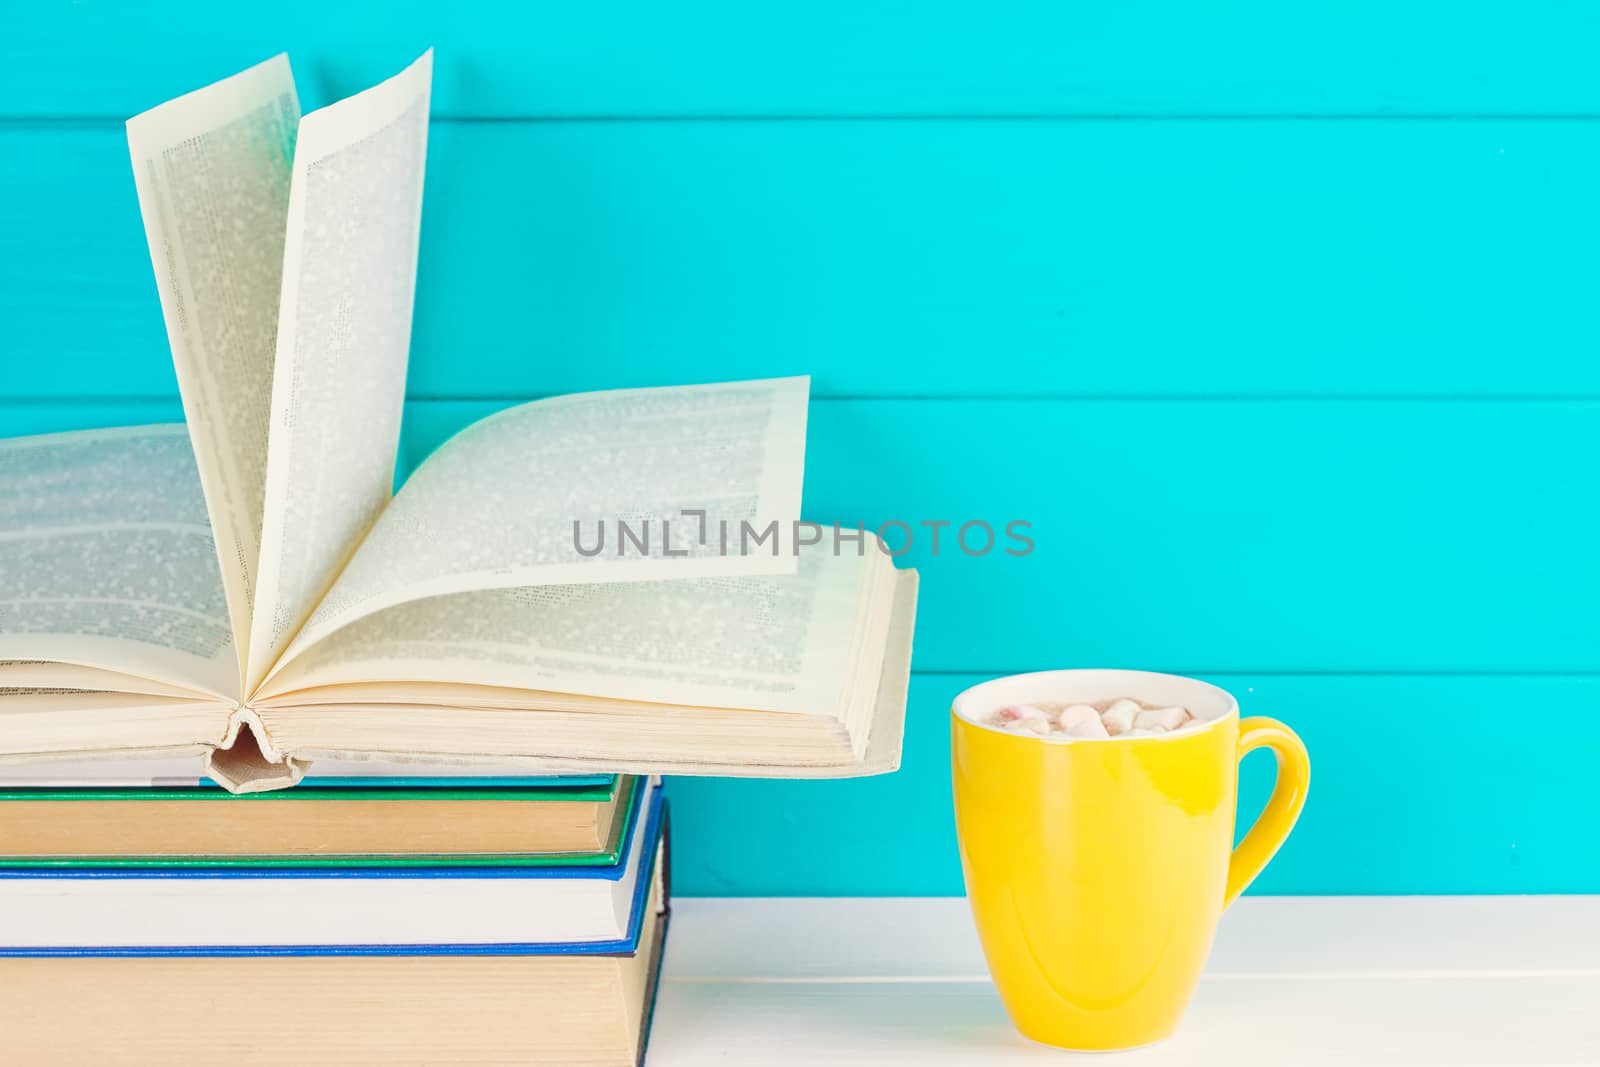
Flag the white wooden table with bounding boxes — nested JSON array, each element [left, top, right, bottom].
[[649, 897, 1600, 1065]]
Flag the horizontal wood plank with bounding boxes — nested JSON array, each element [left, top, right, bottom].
[[650, 975, 1600, 1065], [663, 896, 1600, 979], [5, 398, 1597, 675], [668, 674, 1600, 896], [652, 898, 1600, 1063], [405, 397, 1600, 674], [7, 2, 1600, 118], [6, 121, 1600, 399]]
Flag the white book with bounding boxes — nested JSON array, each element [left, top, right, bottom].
[[0, 52, 917, 793], [0, 780, 663, 952]]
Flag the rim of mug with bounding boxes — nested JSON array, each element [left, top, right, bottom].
[[951, 668, 1238, 743]]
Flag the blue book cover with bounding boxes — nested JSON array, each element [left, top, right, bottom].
[[0, 783, 667, 958]]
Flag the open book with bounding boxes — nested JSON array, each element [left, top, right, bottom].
[[0, 52, 917, 793]]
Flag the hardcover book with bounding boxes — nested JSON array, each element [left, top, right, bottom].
[[0, 50, 918, 792], [0, 778, 666, 953], [0, 774, 639, 867]]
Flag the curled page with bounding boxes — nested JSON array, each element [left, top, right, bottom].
[[0, 661, 207, 701], [245, 51, 433, 693], [126, 54, 300, 684], [262, 549, 876, 714], [270, 376, 809, 676], [0, 427, 237, 700]]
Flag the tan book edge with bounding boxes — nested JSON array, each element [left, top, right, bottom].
[[0, 840, 670, 1066], [0, 567, 917, 791], [0, 779, 631, 858]]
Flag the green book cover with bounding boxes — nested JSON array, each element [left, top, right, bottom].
[[0, 775, 638, 870]]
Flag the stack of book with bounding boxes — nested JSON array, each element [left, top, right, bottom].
[[0, 760, 669, 1065]]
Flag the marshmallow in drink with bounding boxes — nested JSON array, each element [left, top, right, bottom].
[[1007, 715, 1053, 735], [984, 697, 1199, 738], [1099, 698, 1142, 736], [1057, 704, 1110, 739], [1134, 706, 1192, 732]]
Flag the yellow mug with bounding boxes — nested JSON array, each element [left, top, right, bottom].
[[952, 669, 1310, 1051]]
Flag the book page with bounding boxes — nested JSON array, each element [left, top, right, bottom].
[[263, 548, 877, 715], [0, 427, 239, 699], [126, 54, 300, 682], [0, 661, 207, 700], [268, 376, 809, 677], [244, 52, 433, 693]]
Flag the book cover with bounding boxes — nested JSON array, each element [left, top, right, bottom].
[[0, 776, 639, 869], [0, 782, 665, 956]]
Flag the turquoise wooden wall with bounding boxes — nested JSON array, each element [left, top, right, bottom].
[[4, 4, 1598, 894]]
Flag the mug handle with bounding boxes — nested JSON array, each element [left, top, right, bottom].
[[1224, 716, 1311, 907]]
